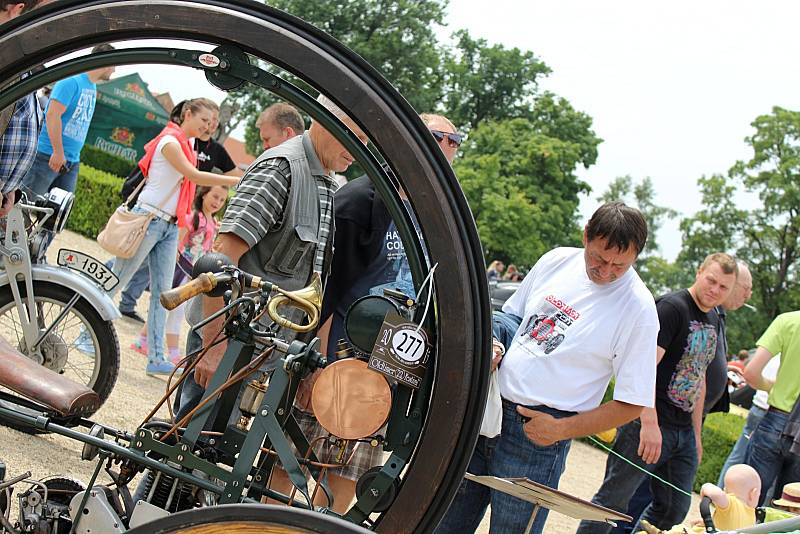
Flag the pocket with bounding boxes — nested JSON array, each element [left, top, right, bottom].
[[266, 225, 316, 276]]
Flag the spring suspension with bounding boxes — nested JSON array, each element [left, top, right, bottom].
[[141, 470, 195, 513]]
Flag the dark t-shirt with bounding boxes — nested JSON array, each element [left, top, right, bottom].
[[655, 289, 720, 428], [194, 138, 235, 173], [703, 307, 728, 414]]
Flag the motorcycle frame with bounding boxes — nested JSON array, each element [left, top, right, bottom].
[[0, 2, 492, 531]]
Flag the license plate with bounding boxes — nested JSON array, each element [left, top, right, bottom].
[[57, 249, 119, 292]]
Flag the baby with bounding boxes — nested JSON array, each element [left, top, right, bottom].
[[641, 464, 761, 533]]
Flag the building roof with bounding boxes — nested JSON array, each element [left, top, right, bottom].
[[223, 137, 255, 170]]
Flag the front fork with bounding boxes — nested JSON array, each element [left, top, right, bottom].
[[0, 207, 43, 364]]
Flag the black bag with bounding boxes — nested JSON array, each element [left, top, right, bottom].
[[121, 166, 145, 208]]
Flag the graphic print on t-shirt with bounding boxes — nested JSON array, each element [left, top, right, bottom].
[[368, 219, 424, 300], [516, 294, 581, 355], [63, 89, 96, 141], [667, 319, 717, 412]]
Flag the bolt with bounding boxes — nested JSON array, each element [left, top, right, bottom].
[[255, 475, 262, 481], [139, 430, 146, 437], [181, 444, 189, 452], [260, 409, 268, 417], [169, 51, 177, 58], [136, 441, 142, 448], [219, 60, 229, 69], [370, 488, 380, 497], [177, 455, 184, 462], [209, 438, 216, 445], [252, 70, 259, 79], [232, 481, 239, 487], [277, 408, 285, 416]]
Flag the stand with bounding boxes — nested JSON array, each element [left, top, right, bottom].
[[465, 473, 632, 534]]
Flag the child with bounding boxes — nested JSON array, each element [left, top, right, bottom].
[[131, 185, 228, 365], [641, 464, 761, 533]]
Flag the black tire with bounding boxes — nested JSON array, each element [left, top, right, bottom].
[[126, 504, 370, 534], [0, 281, 120, 432]]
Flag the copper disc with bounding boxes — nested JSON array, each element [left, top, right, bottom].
[[311, 359, 392, 440]]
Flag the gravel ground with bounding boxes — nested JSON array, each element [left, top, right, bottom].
[[0, 229, 701, 532]]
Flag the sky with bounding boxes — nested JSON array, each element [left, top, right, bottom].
[[95, 1, 800, 260], [443, 0, 800, 259]]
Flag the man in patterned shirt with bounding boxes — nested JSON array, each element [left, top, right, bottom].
[[0, 1, 46, 217], [175, 95, 368, 420]]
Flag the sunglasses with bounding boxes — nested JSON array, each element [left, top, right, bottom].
[[430, 129, 464, 148]]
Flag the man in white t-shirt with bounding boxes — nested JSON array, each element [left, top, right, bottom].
[[437, 202, 659, 534]]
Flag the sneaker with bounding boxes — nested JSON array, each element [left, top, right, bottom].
[[119, 309, 145, 323], [73, 328, 96, 355], [130, 338, 148, 356], [145, 360, 182, 377]]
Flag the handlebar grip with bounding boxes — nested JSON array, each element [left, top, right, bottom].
[[160, 273, 217, 311]]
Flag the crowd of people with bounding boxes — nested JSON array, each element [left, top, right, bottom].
[[2, 2, 800, 533]]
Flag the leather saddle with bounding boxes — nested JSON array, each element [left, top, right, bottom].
[[0, 337, 100, 417]]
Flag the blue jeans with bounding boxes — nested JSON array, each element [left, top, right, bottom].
[[436, 401, 573, 534], [576, 420, 698, 533], [746, 408, 800, 505], [109, 209, 178, 363], [105, 259, 150, 313], [717, 404, 767, 486], [21, 151, 81, 196]]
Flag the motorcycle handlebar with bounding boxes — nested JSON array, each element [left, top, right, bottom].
[[160, 272, 224, 310]]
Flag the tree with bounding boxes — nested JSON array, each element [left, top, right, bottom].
[[678, 106, 800, 350], [226, 0, 449, 155], [455, 118, 593, 267], [598, 175, 680, 294], [441, 30, 550, 132]]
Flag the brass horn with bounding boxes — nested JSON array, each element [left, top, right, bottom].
[[267, 272, 323, 333]]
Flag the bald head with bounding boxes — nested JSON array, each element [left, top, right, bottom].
[[723, 261, 752, 311], [723, 464, 761, 508]]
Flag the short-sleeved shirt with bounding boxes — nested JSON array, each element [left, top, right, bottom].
[[37, 73, 96, 162], [219, 143, 336, 276], [498, 247, 659, 413], [756, 310, 800, 412], [195, 138, 235, 174], [655, 289, 719, 428]]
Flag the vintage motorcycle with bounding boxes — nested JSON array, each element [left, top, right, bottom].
[[0, 189, 121, 430]]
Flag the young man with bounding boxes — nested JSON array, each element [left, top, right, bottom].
[[438, 202, 660, 534], [22, 44, 115, 197], [743, 310, 800, 504], [578, 253, 738, 533]]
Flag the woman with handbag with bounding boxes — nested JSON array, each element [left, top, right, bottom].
[[106, 98, 239, 376]]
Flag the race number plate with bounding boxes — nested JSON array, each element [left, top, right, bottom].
[[368, 311, 431, 389], [57, 249, 119, 292]]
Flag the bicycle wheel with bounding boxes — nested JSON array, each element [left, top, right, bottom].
[[0, 3, 491, 531], [0, 281, 120, 431]]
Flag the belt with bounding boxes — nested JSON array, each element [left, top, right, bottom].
[[137, 203, 177, 224], [769, 405, 791, 415]]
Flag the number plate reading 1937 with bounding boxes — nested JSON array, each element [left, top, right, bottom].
[[57, 249, 119, 292], [368, 311, 431, 389]]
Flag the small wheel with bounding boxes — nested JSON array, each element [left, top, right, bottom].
[[125, 504, 370, 533], [0, 281, 120, 433]]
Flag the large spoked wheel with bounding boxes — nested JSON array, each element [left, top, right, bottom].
[[0, 2, 491, 531], [127, 504, 370, 534], [0, 282, 120, 431]]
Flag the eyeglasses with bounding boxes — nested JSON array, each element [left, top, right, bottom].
[[430, 129, 463, 148]]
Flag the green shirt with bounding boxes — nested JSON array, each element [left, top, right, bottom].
[[756, 311, 800, 412]]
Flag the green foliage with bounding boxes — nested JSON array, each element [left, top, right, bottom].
[[598, 175, 681, 295], [231, 0, 448, 155], [441, 30, 550, 131], [694, 412, 745, 493], [80, 144, 135, 178], [678, 107, 800, 349], [67, 165, 121, 239], [455, 118, 592, 267]]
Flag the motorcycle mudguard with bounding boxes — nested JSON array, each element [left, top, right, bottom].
[[0, 264, 121, 322]]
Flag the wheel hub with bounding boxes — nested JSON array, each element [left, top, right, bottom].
[[18, 331, 69, 374]]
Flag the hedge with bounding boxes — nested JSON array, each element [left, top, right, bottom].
[[80, 144, 135, 178], [585, 381, 746, 494], [66, 164, 122, 238]]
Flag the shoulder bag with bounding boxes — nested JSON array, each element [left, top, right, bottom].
[[97, 176, 181, 259]]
